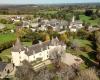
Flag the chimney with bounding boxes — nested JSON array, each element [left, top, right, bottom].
[[27, 48, 29, 52], [39, 40, 42, 44]]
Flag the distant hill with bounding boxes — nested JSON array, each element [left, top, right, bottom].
[[0, 2, 100, 8], [0, 3, 99, 15]]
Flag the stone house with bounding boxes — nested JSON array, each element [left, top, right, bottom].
[[69, 16, 83, 32], [11, 37, 66, 66], [0, 62, 14, 79]]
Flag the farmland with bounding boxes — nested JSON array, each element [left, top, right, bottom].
[[0, 33, 16, 44]]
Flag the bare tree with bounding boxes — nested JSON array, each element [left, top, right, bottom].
[[75, 68, 99, 80], [35, 67, 55, 80], [49, 47, 65, 70], [15, 60, 36, 80]]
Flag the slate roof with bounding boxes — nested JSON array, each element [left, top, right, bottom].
[[12, 38, 65, 56], [71, 20, 82, 24], [0, 62, 8, 72], [25, 41, 51, 56], [25, 38, 65, 56], [12, 38, 24, 52]]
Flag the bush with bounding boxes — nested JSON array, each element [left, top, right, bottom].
[[75, 68, 99, 80], [80, 46, 92, 52], [0, 40, 15, 52], [85, 10, 93, 16]]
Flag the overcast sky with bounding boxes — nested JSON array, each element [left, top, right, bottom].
[[0, 0, 100, 4]]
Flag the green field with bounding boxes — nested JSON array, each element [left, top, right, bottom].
[[73, 39, 92, 47], [79, 15, 100, 26], [0, 33, 16, 44], [66, 39, 96, 69], [0, 48, 11, 62]]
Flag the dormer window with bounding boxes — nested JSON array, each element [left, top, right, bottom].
[[19, 49, 21, 52], [19, 56, 21, 59], [41, 48, 43, 51], [33, 56, 35, 58]]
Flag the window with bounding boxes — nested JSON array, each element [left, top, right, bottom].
[[33, 56, 35, 58], [19, 56, 21, 59], [47, 55, 49, 58], [39, 53, 41, 56], [7, 70, 10, 74], [20, 61, 22, 63]]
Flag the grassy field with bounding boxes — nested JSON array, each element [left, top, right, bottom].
[[0, 48, 11, 62], [67, 38, 97, 69], [79, 15, 100, 26], [0, 33, 16, 44], [72, 39, 92, 47]]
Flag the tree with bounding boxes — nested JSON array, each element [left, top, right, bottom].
[[71, 39, 80, 51], [91, 14, 97, 20], [95, 30, 100, 65], [0, 19, 7, 24], [85, 9, 93, 16], [49, 47, 65, 70], [75, 14, 80, 20], [75, 68, 99, 80], [25, 16, 32, 20], [17, 27, 33, 41], [59, 33, 68, 43], [77, 29, 90, 39], [14, 21, 23, 26], [45, 34, 50, 41], [35, 67, 54, 80], [15, 60, 36, 80], [95, 9, 99, 17]]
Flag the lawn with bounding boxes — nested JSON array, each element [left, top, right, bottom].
[[72, 39, 92, 47], [79, 15, 100, 26], [5, 24, 16, 30], [0, 33, 16, 44], [0, 48, 11, 62], [66, 38, 97, 69]]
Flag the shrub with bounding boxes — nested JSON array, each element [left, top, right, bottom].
[[0, 40, 15, 52], [75, 68, 99, 80]]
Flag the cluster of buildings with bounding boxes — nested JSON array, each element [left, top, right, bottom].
[[0, 36, 83, 78], [29, 16, 84, 32], [9, 15, 84, 32], [11, 37, 66, 66], [0, 15, 87, 79]]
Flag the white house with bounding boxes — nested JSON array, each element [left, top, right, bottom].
[[69, 16, 83, 32], [11, 38, 66, 66]]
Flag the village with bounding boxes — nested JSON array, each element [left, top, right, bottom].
[[0, 3, 100, 80]]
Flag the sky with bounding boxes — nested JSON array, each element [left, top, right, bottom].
[[0, 0, 100, 4]]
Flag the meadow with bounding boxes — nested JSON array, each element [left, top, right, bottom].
[[79, 15, 100, 26], [0, 33, 16, 44]]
